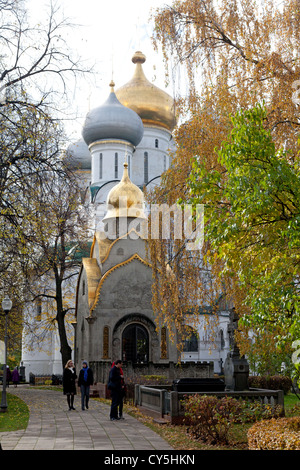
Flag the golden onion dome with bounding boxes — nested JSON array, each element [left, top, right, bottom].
[[115, 51, 177, 132], [102, 162, 147, 221]]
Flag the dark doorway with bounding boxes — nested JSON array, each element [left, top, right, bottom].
[[122, 324, 149, 363]]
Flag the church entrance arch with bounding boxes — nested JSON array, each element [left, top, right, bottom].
[[112, 314, 159, 364], [122, 323, 149, 363]]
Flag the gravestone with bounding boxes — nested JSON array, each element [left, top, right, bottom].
[[224, 308, 249, 391]]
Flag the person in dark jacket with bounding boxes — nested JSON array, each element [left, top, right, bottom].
[[108, 360, 123, 421], [111, 361, 126, 419], [11, 367, 20, 387], [78, 361, 94, 410], [63, 359, 77, 410]]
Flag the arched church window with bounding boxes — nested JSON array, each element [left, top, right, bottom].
[[183, 326, 199, 352], [116, 247, 124, 256], [122, 323, 149, 364], [99, 153, 103, 179], [103, 326, 109, 359], [36, 299, 42, 321], [161, 326, 167, 359], [155, 138, 159, 148], [163, 155, 167, 172], [115, 153, 118, 179], [82, 280, 85, 296], [220, 329, 225, 350], [144, 152, 148, 184]]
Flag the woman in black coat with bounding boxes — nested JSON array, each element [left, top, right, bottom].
[[63, 359, 77, 410]]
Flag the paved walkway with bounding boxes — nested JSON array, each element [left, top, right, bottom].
[[0, 386, 173, 451]]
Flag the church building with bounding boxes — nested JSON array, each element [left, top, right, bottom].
[[21, 51, 230, 381], [74, 51, 229, 382], [74, 51, 181, 382]]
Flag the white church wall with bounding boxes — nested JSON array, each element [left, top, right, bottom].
[[181, 312, 230, 374], [21, 269, 77, 381], [21, 332, 67, 381], [90, 141, 134, 185], [133, 126, 173, 186]]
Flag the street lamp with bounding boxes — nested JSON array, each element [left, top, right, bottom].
[[1, 296, 12, 412]]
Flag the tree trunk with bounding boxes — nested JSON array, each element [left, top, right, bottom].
[[55, 276, 72, 369]]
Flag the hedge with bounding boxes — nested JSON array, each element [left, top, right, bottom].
[[248, 375, 292, 394], [248, 417, 300, 450]]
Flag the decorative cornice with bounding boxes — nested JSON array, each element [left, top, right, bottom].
[[88, 140, 135, 151]]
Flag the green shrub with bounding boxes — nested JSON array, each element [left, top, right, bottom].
[[184, 394, 242, 445], [235, 400, 283, 423], [184, 394, 284, 446]]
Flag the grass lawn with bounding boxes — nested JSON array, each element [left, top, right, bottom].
[[0, 392, 29, 432], [284, 392, 300, 411]]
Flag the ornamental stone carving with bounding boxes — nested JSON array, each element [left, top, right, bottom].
[[111, 279, 152, 309]]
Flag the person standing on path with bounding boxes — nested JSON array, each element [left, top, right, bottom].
[[111, 361, 126, 419], [11, 367, 20, 387], [63, 359, 77, 410], [108, 360, 123, 421], [78, 361, 94, 410]]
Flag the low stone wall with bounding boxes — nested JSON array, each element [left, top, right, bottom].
[[134, 385, 285, 425], [89, 360, 214, 384], [29, 373, 62, 386]]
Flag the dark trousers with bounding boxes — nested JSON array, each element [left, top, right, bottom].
[[110, 389, 122, 419], [119, 395, 123, 417], [80, 384, 90, 409]]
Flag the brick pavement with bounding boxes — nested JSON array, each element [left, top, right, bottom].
[[0, 385, 173, 451]]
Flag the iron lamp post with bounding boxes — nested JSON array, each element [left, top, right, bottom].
[[1, 296, 12, 412]]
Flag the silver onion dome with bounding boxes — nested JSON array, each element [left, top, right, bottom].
[[66, 138, 91, 170], [82, 81, 144, 147]]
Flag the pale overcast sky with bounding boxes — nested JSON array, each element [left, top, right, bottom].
[[27, 0, 174, 139]]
